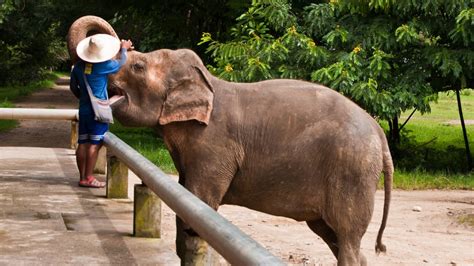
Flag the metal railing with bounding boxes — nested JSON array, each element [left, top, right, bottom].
[[0, 108, 78, 120], [0, 107, 284, 265], [0, 108, 78, 149], [104, 132, 284, 265]]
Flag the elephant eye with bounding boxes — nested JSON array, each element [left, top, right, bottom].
[[131, 62, 145, 72]]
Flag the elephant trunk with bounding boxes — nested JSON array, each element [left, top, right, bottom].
[[67, 16, 118, 64]]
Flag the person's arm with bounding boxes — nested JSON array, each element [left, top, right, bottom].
[[103, 40, 133, 74], [116, 48, 128, 67], [117, 39, 133, 66]]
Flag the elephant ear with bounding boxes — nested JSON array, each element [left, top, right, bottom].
[[159, 66, 214, 125]]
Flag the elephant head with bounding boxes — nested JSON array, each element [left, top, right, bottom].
[[67, 16, 214, 128]]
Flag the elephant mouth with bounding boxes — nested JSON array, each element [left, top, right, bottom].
[[108, 85, 127, 108]]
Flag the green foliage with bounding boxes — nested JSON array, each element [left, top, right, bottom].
[[109, 0, 250, 56], [0, 1, 67, 85], [200, 0, 329, 82], [0, 0, 248, 85], [450, 7, 474, 46], [0, 0, 15, 24], [200, 0, 473, 124]]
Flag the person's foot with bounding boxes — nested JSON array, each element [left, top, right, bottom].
[[78, 176, 105, 188]]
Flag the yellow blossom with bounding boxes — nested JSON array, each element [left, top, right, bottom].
[[353, 45, 362, 54], [225, 64, 233, 73], [288, 26, 297, 34]]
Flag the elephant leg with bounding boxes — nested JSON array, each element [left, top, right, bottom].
[[175, 173, 204, 263], [176, 216, 202, 261], [175, 165, 237, 265], [308, 219, 366, 265], [336, 234, 366, 266], [331, 211, 369, 266], [328, 193, 373, 265], [323, 172, 375, 266], [176, 215, 211, 266], [306, 219, 339, 258], [176, 216, 186, 261], [183, 165, 237, 210]]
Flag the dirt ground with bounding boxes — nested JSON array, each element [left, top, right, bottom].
[[0, 77, 76, 148], [1, 79, 473, 265]]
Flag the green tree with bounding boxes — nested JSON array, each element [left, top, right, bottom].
[[0, 0, 249, 85], [108, 0, 249, 57], [200, 0, 473, 145], [0, 0, 66, 85]]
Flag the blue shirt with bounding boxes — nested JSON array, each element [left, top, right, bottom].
[[70, 48, 127, 115]]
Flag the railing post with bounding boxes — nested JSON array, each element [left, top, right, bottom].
[[70, 120, 78, 150], [106, 154, 128, 198], [134, 183, 161, 238], [94, 146, 107, 174]]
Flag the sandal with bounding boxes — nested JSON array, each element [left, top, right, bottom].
[[78, 176, 105, 188]]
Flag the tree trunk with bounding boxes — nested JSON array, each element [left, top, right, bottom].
[[389, 116, 400, 144], [455, 88, 472, 172]]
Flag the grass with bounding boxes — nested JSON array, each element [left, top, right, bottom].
[[404, 89, 474, 123], [388, 169, 473, 190], [0, 100, 18, 131], [0, 71, 63, 132], [109, 123, 177, 174], [0, 72, 62, 103], [399, 89, 473, 146], [387, 89, 474, 189]]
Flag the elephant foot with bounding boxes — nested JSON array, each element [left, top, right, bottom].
[[176, 224, 219, 265], [183, 235, 211, 266]]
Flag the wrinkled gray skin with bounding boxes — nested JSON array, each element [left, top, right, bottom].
[[68, 16, 393, 266]]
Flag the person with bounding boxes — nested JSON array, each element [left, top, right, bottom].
[[70, 34, 133, 188]]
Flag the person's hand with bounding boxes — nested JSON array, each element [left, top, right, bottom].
[[121, 39, 134, 51]]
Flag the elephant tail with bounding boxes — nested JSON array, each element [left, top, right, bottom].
[[375, 148, 393, 254]]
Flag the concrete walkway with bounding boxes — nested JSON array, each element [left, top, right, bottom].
[[0, 146, 179, 265], [0, 77, 179, 265]]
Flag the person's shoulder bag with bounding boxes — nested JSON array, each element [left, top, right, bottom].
[[82, 72, 114, 124]]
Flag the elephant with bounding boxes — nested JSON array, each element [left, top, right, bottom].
[[68, 16, 393, 265]]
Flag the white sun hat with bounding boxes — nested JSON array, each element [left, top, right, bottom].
[[76, 34, 121, 63]]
